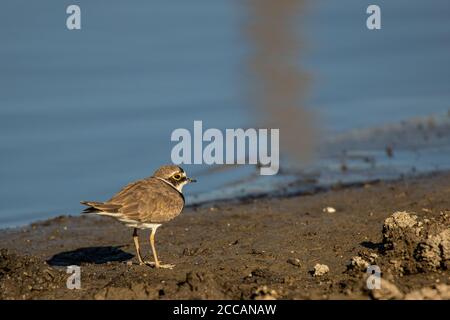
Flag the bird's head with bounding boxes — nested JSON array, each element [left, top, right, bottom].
[[153, 165, 196, 192]]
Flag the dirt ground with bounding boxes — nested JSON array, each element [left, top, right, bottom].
[[0, 172, 449, 300]]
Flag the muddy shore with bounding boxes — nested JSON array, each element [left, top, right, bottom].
[[0, 172, 449, 300]]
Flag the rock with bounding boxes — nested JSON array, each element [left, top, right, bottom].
[[323, 207, 336, 213], [414, 225, 450, 272], [415, 232, 444, 271], [382, 211, 450, 274], [383, 211, 422, 248], [287, 258, 301, 267], [388, 259, 404, 274], [312, 264, 329, 277], [368, 253, 378, 263], [347, 256, 369, 272], [370, 279, 403, 300], [440, 229, 450, 268]]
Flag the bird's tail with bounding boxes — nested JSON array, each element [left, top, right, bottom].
[[80, 201, 122, 216]]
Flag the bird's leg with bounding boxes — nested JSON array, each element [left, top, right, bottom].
[[148, 226, 175, 269], [132, 228, 145, 265]]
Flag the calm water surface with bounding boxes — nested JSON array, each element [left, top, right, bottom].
[[1, 0, 449, 227]]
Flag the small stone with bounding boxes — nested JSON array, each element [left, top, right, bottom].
[[287, 258, 301, 267], [347, 256, 369, 271], [312, 264, 329, 277], [323, 207, 336, 213]]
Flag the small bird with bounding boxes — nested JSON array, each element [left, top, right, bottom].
[[81, 165, 196, 269]]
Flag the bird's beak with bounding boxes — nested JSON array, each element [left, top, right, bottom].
[[187, 177, 197, 183]]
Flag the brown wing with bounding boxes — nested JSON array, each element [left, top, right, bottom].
[[107, 177, 184, 223]]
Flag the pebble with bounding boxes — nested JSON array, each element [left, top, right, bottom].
[[312, 264, 329, 277], [287, 258, 301, 267], [323, 207, 336, 213]]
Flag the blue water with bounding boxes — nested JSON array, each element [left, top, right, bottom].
[[1, 0, 449, 227]]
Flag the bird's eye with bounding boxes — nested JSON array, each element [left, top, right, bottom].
[[173, 174, 182, 180]]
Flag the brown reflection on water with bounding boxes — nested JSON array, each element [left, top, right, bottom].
[[242, 0, 318, 165]]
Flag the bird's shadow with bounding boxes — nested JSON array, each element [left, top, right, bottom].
[[47, 246, 133, 266]]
